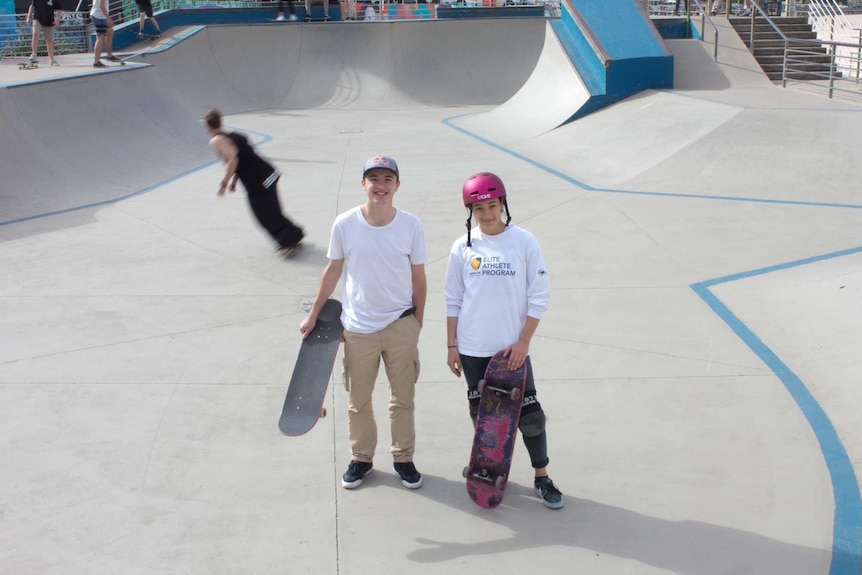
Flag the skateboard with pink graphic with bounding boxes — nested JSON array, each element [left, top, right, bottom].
[[463, 349, 526, 509]]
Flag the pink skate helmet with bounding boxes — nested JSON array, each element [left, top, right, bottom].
[[462, 172, 506, 206], [461, 172, 511, 247]]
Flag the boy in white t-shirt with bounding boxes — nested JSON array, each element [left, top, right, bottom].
[[444, 172, 563, 509], [300, 156, 427, 490]]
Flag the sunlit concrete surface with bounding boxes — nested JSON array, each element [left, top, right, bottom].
[[1, 16, 861, 575]]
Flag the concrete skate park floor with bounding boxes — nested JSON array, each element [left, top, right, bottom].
[[2, 18, 862, 575]]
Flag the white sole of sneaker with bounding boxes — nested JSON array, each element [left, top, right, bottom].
[[341, 467, 372, 489], [400, 477, 422, 489]]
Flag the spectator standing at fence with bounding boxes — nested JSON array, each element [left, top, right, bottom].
[[343, 0, 356, 20], [134, 0, 162, 37], [90, 0, 119, 68], [304, 0, 329, 21], [276, 0, 298, 20], [26, 0, 61, 66], [674, 0, 687, 15]]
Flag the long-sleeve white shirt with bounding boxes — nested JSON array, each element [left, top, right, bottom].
[[444, 225, 550, 357]]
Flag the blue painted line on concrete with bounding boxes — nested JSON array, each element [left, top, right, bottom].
[[0, 160, 218, 227], [0, 126, 272, 228], [691, 249, 862, 575], [442, 115, 862, 210], [444, 115, 862, 575]]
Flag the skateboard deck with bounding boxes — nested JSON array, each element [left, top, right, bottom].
[[19, 62, 38, 70], [463, 349, 526, 508], [137, 32, 161, 40], [278, 298, 343, 436]]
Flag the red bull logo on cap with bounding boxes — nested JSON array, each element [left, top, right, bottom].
[[363, 155, 399, 178]]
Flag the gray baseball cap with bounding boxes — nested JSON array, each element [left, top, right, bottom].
[[363, 156, 399, 178]]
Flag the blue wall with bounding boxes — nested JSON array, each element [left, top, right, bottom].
[[551, 0, 674, 121], [0, 0, 16, 53]]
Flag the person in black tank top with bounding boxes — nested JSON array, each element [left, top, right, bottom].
[[205, 109, 305, 255]]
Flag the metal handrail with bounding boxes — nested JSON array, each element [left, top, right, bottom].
[[692, 0, 719, 61], [746, 0, 862, 98], [808, 0, 860, 80]]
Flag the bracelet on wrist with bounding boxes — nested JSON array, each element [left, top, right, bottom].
[[447, 345, 456, 349]]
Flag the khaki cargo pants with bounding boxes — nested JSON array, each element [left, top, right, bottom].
[[342, 314, 421, 464]]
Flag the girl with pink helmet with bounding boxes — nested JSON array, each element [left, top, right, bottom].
[[444, 172, 563, 509]]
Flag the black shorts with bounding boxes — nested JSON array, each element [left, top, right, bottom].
[[91, 16, 108, 35], [135, 0, 154, 17]]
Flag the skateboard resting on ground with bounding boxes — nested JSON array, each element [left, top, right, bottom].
[[463, 349, 526, 508], [278, 298, 343, 436], [19, 62, 38, 70]]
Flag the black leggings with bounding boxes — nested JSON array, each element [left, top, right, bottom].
[[246, 184, 303, 249], [278, 0, 295, 14]]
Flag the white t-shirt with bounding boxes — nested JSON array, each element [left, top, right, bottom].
[[328, 206, 427, 334], [444, 225, 550, 357], [90, 0, 105, 18]]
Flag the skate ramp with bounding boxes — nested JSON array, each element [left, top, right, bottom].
[[142, 19, 548, 113], [0, 69, 211, 226], [452, 0, 675, 144], [454, 21, 591, 143], [0, 19, 549, 226]]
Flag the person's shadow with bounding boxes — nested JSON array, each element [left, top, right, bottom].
[[396, 474, 848, 574]]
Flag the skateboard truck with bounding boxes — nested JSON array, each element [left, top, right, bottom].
[[462, 466, 505, 488], [477, 378, 521, 400]]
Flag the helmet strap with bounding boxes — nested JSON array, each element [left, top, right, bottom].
[[465, 207, 473, 247], [503, 199, 512, 227]]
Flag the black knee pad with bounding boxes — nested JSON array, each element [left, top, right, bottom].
[[519, 409, 546, 438]]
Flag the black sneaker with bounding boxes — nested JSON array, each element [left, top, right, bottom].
[[93, 61, 106, 68], [342, 460, 373, 489], [393, 461, 422, 489], [106, 55, 121, 62], [534, 476, 564, 509]]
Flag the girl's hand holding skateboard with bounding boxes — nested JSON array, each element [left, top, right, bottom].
[[504, 340, 529, 371]]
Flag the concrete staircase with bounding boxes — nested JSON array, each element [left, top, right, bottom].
[[729, 16, 835, 81]]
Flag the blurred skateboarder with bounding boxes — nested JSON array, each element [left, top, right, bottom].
[[205, 109, 305, 256]]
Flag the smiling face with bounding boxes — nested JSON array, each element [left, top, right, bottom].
[[471, 198, 506, 235], [362, 168, 400, 206]]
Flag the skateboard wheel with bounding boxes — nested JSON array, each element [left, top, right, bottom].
[[510, 388, 521, 401], [477, 379, 486, 394], [462, 466, 469, 478], [320, 407, 327, 418], [495, 476, 505, 489]]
